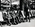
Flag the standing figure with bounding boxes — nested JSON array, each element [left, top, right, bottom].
[[24, 0, 29, 22]]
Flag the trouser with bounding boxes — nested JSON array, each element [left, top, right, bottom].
[[25, 11, 29, 22], [26, 12, 30, 22], [3, 17, 10, 24]]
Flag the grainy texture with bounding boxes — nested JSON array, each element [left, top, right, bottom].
[[0, 0, 35, 27]]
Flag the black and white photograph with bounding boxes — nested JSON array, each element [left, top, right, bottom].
[[0, 0, 35, 27]]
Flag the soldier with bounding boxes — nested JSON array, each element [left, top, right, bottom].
[[24, 0, 29, 22]]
